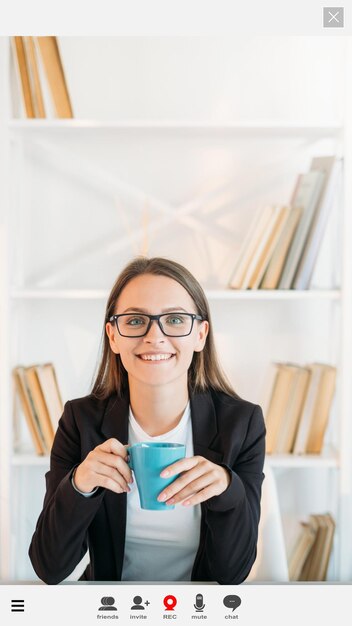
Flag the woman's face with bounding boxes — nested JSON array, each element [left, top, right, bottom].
[[106, 274, 209, 389]]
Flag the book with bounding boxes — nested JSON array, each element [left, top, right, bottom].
[[260, 361, 280, 418], [292, 363, 323, 455], [36, 37, 73, 118], [318, 513, 336, 580], [288, 517, 318, 581], [260, 206, 302, 289], [12, 366, 47, 455], [302, 515, 327, 580], [240, 205, 285, 290], [275, 366, 311, 454], [279, 170, 325, 289], [264, 361, 336, 456], [35, 363, 63, 432], [293, 156, 340, 289], [305, 364, 336, 454], [23, 366, 55, 451], [228, 205, 273, 289], [13, 363, 64, 455], [23, 37, 46, 118], [299, 514, 335, 581], [264, 363, 300, 454], [247, 205, 290, 289], [12, 37, 35, 118]]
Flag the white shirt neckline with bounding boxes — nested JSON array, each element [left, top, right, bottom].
[[129, 401, 191, 442]]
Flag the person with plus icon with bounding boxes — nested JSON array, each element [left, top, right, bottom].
[[29, 257, 266, 584]]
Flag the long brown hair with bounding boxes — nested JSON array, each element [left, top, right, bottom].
[[91, 257, 240, 399]]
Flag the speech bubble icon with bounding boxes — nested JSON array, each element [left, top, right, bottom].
[[223, 595, 241, 612]]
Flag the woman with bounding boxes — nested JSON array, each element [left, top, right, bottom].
[[29, 257, 266, 585]]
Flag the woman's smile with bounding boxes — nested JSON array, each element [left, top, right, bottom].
[[136, 352, 176, 363]]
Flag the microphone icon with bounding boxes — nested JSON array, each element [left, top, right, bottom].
[[194, 593, 205, 612]]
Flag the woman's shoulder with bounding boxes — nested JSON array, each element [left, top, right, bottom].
[[207, 387, 265, 431], [67, 392, 112, 409], [209, 387, 262, 414], [63, 392, 119, 425], [206, 389, 266, 446]]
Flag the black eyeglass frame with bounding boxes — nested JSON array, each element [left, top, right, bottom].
[[108, 312, 205, 338]]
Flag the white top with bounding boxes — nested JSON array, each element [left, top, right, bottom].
[[121, 401, 202, 581]]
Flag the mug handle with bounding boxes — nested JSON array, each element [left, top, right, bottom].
[[125, 445, 133, 470]]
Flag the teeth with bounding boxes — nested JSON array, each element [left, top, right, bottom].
[[140, 354, 174, 361]]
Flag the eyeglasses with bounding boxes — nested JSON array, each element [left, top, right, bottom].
[[108, 312, 205, 337]]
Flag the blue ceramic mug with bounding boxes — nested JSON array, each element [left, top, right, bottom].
[[126, 442, 186, 510]]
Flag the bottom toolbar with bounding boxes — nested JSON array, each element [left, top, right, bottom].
[[0, 583, 348, 626]]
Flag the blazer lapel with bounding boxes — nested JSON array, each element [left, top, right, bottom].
[[100, 391, 130, 443], [190, 390, 224, 465], [100, 391, 130, 579]]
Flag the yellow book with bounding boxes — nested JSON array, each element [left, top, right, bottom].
[[13, 367, 46, 455], [247, 205, 290, 289], [228, 205, 273, 289], [298, 515, 321, 581], [289, 519, 318, 581], [264, 363, 300, 454], [24, 365, 55, 452], [35, 363, 64, 433], [24, 36, 46, 118], [306, 365, 336, 454], [318, 513, 335, 580], [241, 205, 280, 289], [36, 37, 73, 118], [275, 366, 311, 454], [292, 363, 323, 455], [303, 515, 329, 581], [12, 37, 35, 118], [260, 206, 302, 289]]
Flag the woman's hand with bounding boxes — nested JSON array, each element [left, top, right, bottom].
[[73, 438, 133, 494], [157, 456, 231, 507]]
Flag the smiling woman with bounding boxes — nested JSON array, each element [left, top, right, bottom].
[[28, 256, 266, 585]]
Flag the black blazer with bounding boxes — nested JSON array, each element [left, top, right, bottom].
[[29, 388, 266, 585]]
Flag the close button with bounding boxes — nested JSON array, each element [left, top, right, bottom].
[[323, 7, 344, 27]]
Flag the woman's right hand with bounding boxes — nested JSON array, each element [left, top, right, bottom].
[[73, 438, 133, 494]]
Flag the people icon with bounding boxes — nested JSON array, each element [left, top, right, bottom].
[[131, 595, 145, 610], [98, 596, 117, 611]]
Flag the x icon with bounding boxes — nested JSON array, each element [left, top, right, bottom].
[[323, 6, 344, 27], [329, 10, 340, 22]]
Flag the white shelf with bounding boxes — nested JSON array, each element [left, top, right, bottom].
[[10, 288, 342, 301], [267, 449, 339, 469], [7, 119, 343, 138], [12, 453, 50, 467]]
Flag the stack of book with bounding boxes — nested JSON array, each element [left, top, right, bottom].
[[264, 362, 336, 455], [12, 36, 73, 119], [228, 155, 340, 290], [13, 363, 64, 455], [289, 513, 335, 581]]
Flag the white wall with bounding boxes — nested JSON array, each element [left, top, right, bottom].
[[58, 37, 345, 122]]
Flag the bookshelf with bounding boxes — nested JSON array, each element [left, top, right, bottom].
[[1, 36, 352, 584], [7, 118, 344, 137]]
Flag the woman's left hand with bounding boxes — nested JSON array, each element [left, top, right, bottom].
[[157, 456, 231, 507]]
